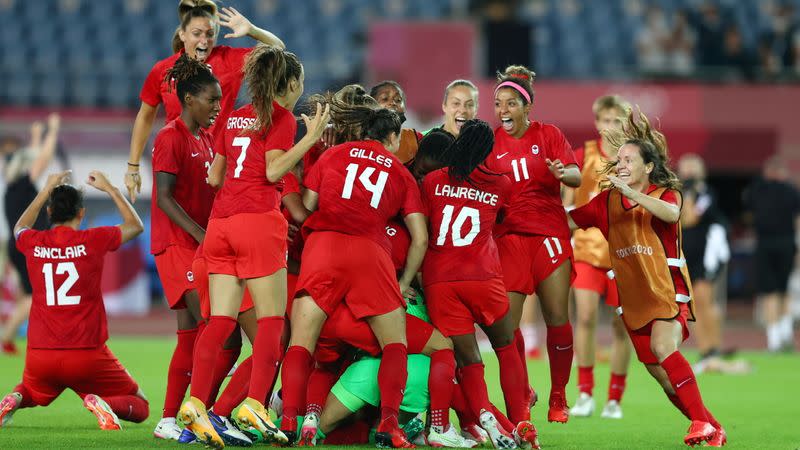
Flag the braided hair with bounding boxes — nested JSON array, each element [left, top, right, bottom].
[[307, 84, 377, 145], [439, 119, 495, 183], [164, 53, 219, 106]]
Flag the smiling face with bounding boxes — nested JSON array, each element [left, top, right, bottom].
[[373, 85, 405, 114], [442, 85, 477, 135], [616, 143, 652, 187], [494, 88, 531, 138], [186, 82, 222, 129], [179, 16, 217, 63]]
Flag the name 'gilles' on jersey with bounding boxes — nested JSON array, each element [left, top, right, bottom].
[[433, 183, 500, 206], [33, 245, 87, 259], [350, 147, 393, 168]]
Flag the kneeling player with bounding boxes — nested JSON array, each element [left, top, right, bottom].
[[0, 171, 149, 430]]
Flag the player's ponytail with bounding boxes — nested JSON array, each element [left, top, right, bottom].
[[495, 65, 536, 105], [307, 84, 377, 145], [601, 109, 681, 191], [327, 96, 402, 144], [48, 184, 83, 223], [164, 54, 219, 106], [440, 119, 495, 183], [244, 44, 303, 135]]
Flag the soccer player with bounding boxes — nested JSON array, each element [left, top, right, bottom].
[[1, 114, 61, 354], [568, 110, 726, 447], [417, 121, 539, 450], [370, 81, 423, 164], [147, 54, 226, 440], [0, 170, 148, 430], [564, 95, 632, 419], [427, 79, 479, 137], [178, 45, 329, 449], [125, 2, 285, 203], [483, 65, 581, 423], [280, 100, 428, 448]]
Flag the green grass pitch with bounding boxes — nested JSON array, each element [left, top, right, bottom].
[[0, 337, 797, 449]]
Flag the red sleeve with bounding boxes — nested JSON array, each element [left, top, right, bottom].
[[214, 126, 228, 157], [263, 111, 297, 151], [401, 171, 425, 216], [281, 172, 301, 198], [152, 129, 183, 175], [570, 191, 608, 235], [549, 125, 577, 166], [574, 147, 585, 169], [140, 62, 164, 107], [91, 226, 123, 252], [14, 228, 37, 253]]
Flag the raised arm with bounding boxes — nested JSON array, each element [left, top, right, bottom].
[[14, 170, 70, 236], [265, 103, 330, 183], [126, 102, 159, 202], [86, 171, 144, 244], [218, 7, 285, 48], [28, 113, 61, 182], [155, 172, 206, 243]]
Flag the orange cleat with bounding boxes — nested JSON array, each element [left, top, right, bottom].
[[83, 394, 121, 430], [0, 392, 22, 427], [706, 426, 727, 447], [376, 419, 415, 448], [683, 420, 715, 447], [547, 391, 569, 423], [515, 421, 541, 449]]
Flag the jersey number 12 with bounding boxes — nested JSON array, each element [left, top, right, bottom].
[[42, 262, 81, 306]]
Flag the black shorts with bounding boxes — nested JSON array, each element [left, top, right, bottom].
[[7, 237, 33, 295], [755, 238, 796, 295]]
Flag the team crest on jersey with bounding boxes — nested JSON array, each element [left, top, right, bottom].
[[531, 144, 540, 155], [186, 270, 194, 282]]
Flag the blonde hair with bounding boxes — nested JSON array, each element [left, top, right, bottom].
[[592, 95, 631, 119]]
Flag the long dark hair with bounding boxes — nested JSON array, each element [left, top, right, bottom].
[[164, 54, 219, 106], [439, 119, 495, 183], [243, 45, 303, 135], [326, 97, 402, 143], [307, 84, 377, 145], [48, 184, 83, 223]]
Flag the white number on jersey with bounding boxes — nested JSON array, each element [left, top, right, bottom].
[[342, 163, 389, 209], [436, 205, 480, 247], [511, 158, 530, 182], [232, 136, 251, 178], [543, 237, 564, 263], [42, 262, 81, 306]]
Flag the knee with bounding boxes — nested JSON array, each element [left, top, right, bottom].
[[650, 340, 677, 362], [576, 311, 597, 330], [543, 311, 569, 327]]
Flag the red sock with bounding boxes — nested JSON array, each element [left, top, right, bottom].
[[104, 395, 150, 423], [13, 384, 36, 408], [306, 364, 340, 416], [666, 392, 691, 420], [608, 372, 627, 402], [281, 346, 313, 432], [451, 377, 477, 427], [428, 349, 455, 428], [546, 323, 573, 393], [513, 328, 532, 388], [490, 403, 515, 434], [163, 327, 198, 417], [577, 366, 594, 395], [248, 317, 285, 403], [660, 351, 708, 422], [704, 408, 721, 429], [377, 343, 408, 429], [205, 345, 241, 407], [189, 317, 236, 406], [213, 356, 252, 417], [459, 363, 491, 416], [495, 343, 528, 422]]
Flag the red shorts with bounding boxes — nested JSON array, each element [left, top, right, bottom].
[[154, 245, 196, 309], [573, 261, 619, 307], [192, 255, 254, 320], [625, 303, 691, 365], [20, 345, 139, 406], [497, 234, 575, 295], [425, 278, 510, 337], [296, 232, 404, 319], [205, 211, 288, 278], [314, 306, 434, 363]]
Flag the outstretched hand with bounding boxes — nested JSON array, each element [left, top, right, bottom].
[[302, 103, 332, 143], [218, 7, 254, 39]]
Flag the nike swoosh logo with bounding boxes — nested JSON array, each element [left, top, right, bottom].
[[191, 152, 200, 157], [551, 258, 559, 264], [676, 378, 691, 388], [496, 152, 509, 159], [555, 344, 572, 351]]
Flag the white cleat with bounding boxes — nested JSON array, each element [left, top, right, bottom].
[[154, 417, 183, 440], [429, 424, 478, 448], [268, 390, 283, 419], [600, 400, 623, 419], [461, 424, 490, 447], [569, 392, 595, 417], [479, 410, 516, 449]]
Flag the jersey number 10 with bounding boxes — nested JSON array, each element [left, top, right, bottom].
[[437, 205, 480, 247], [42, 262, 81, 306]]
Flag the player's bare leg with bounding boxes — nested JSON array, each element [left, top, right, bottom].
[[1, 294, 31, 354]]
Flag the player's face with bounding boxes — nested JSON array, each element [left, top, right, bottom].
[[180, 17, 217, 63], [678, 157, 704, 181], [374, 86, 405, 114], [616, 144, 652, 186], [442, 86, 477, 135], [188, 82, 222, 129], [286, 67, 306, 110], [595, 108, 623, 135], [494, 88, 531, 138]]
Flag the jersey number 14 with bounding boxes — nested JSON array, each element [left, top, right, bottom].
[[342, 163, 388, 209]]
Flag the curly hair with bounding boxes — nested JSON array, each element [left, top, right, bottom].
[[306, 84, 378, 145]]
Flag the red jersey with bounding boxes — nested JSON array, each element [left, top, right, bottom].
[[16, 226, 122, 349], [150, 118, 216, 254], [386, 219, 411, 272], [302, 140, 424, 255], [484, 122, 576, 239], [210, 103, 297, 219], [570, 185, 689, 295], [139, 46, 251, 136], [421, 168, 511, 284]]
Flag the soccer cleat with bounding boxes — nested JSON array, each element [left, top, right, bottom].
[[428, 424, 478, 448], [478, 409, 516, 449], [298, 412, 319, 446], [208, 411, 253, 447], [1, 341, 17, 355], [154, 417, 183, 440], [403, 414, 425, 444], [83, 394, 121, 430], [235, 398, 288, 445], [547, 391, 569, 423], [375, 422, 416, 448], [683, 420, 715, 447], [0, 392, 22, 427], [527, 386, 538, 409], [569, 392, 595, 417], [706, 427, 727, 447], [178, 428, 197, 444], [179, 397, 224, 449], [513, 421, 540, 450], [269, 389, 283, 418], [600, 400, 623, 419], [461, 423, 490, 447]]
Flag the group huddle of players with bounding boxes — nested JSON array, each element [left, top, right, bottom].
[[0, 1, 728, 449]]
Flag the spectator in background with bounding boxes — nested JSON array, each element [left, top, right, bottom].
[[667, 10, 696, 76], [743, 156, 800, 352], [759, 2, 797, 70], [720, 25, 757, 81], [692, 1, 727, 68], [636, 5, 670, 73]]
